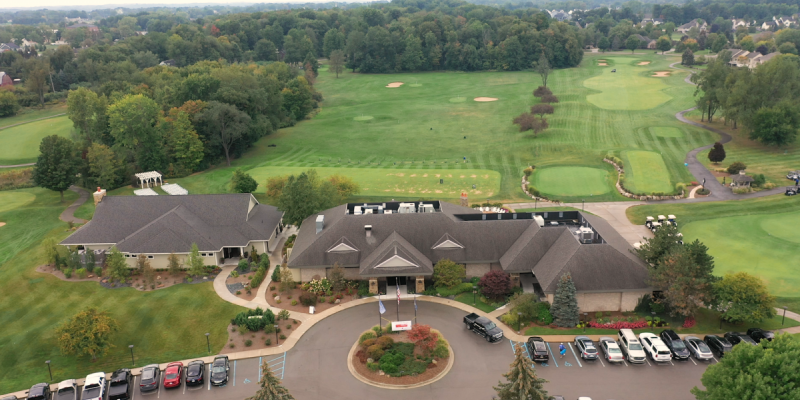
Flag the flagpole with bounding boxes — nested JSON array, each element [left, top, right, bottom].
[[396, 282, 400, 322], [378, 293, 382, 337], [414, 295, 418, 326]]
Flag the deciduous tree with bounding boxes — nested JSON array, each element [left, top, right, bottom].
[[329, 263, 346, 293], [56, 308, 119, 361], [626, 34, 641, 53], [513, 113, 536, 133], [86, 143, 120, 190], [164, 109, 204, 175], [494, 346, 549, 400], [107, 94, 164, 170], [187, 243, 206, 277], [327, 174, 359, 199], [598, 36, 610, 52], [407, 324, 439, 353], [196, 101, 251, 166], [279, 264, 295, 293], [0, 90, 20, 117], [649, 241, 718, 318], [715, 272, 776, 324], [749, 101, 799, 147], [168, 252, 181, 275], [230, 168, 258, 193], [540, 94, 559, 104], [432, 259, 464, 289], [708, 142, 726, 163], [106, 246, 130, 283], [682, 49, 694, 66], [25, 57, 50, 107], [656, 36, 672, 54], [479, 270, 512, 300], [66, 87, 108, 145], [549, 272, 579, 327], [533, 86, 552, 98], [247, 360, 295, 400], [533, 52, 551, 87], [276, 169, 348, 226], [32, 135, 79, 202], [530, 104, 554, 120], [328, 50, 345, 78]]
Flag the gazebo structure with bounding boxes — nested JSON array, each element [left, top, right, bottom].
[[730, 171, 754, 188], [135, 171, 163, 188]]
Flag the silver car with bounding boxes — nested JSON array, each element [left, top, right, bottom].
[[55, 380, 78, 400], [599, 336, 624, 363], [684, 336, 714, 361]]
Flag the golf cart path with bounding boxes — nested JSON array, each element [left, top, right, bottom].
[[59, 186, 89, 224], [0, 163, 34, 168]]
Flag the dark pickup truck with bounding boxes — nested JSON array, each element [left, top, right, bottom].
[[464, 313, 504, 342]]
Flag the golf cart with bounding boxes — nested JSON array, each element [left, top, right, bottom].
[[611, 69, 617, 72], [787, 171, 800, 180], [657, 215, 667, 225], [676, 233, 684, 245], [786, 187, 797, 196], [668, 215, 677, 227], [645, 216, 654, 228], [650, 221, 662, 233]]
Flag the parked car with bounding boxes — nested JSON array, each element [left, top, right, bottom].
[[186, 360, 205, 386], [704, 335, 733, 358], [0, 396, 18, 400], [81, 372, 107, 400], [26, 384, 51, 400], [618, 329, 646, 363], [660, 329, 691, 360], [164, 362, 184, 388], [55, 379, 78, 400], [747, 328, 775, 343], [684, 336, 714, 361], [574, 336, 599, 360], [639, 333, 672, 362], [550, 396, 565, 400], [526, 337, 550, 362], [598, 336, 624, 363], [109, 368, 133, 400], [140, 364, 161, 392], [211, 355, 230, 386], [464, 313, 504, 342], [725, 332, 758, 347]]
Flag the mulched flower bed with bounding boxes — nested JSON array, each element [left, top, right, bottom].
[[265, 284, 359, 314], [350, 328, 450, 386], [220, 320, 302, 354]]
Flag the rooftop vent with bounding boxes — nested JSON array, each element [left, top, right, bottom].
[[578, 226, 594, 244], [316, 215, 324, 234], [365, 224, 372, 237], [398, 203, 416, 214]]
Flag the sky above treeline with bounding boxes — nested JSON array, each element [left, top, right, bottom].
[[4, 0, 362, 10]]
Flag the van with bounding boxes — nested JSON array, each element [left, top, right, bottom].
[[618, 329, 646, 363]]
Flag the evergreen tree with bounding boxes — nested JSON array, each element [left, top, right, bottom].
[[494, 346, 548, 400], [187, 243, 206, 277], [247, 360, 295, 400], [32, 135, 80, 202], [549, 273, 579, 327]]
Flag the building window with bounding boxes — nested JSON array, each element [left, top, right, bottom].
[[147, 255, 154, 259]]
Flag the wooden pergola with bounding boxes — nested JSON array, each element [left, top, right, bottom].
[[135, 171, 162, 188]]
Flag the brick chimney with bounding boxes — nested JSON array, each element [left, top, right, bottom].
[[93, 187, 106, 205]]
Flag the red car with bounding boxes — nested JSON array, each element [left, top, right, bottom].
[[163, 362, 183, 388]]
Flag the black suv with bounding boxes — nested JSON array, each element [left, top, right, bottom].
[[725, 332, 758, 346], [747, 328, 775, 343], [526, 337, 549, 362], [660, 329, 691, 360], [109, 368, 133, 400], [704, 335, 733, 357], [27, 383, 51, 400], [210, 355, 230, 386]]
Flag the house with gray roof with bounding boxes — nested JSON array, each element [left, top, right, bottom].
[[288, 201, 651, 312], [61, 193, 284, 269]]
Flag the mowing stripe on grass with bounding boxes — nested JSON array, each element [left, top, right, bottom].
[[622, 150, 674, 194]]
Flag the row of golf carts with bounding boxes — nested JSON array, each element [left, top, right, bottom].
[[645, 214, 677, 232], [785, 171, 799, 196]]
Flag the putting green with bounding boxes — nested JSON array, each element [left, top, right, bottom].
[[449, 97, 466, 103], [682, 211, 800, 296], [0, 191, 36, 213], [0, 116, 72, 164], [409, 83, 422, 87], [247, 166, 501, 198], [650, 127, 684, 138], [622, 150, 674, 194], [532, 167, 611, 197], [353, 116, 374, 121], [584, 57, 672, 110]]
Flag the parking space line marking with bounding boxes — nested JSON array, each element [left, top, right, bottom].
[[646, 358, 652, 367], [545, 342, 559, 368], [259, 356, 263, 382], [598, 357, 605, 367], [157, 378, 161, 398], [233, 360, 236, 386], [183, 376, 187, 395], [281, 352, 287, 380], [623, 359, 629, 367], [567, 343, 582, 367], [711, 356, 718, 363], [669, 359, 675, 366], [132, 377, 137, 400], [689, 357, 697, 366], [266, 356, 284, 364]]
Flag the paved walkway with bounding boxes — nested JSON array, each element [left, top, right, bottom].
[[0, 163, 34, 168], [59, 186, 89, 224], [0, 112, 66, 131]]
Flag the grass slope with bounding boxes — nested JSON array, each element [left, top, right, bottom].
[[627, 195, 800, 297], [622, 150, 674, 193], [0, 104, 66, 129], [532, 166, 610, 197], [156, 53, 709, 203], [0, 189, 244, 393], [0, 116, 72, 165], [584, 57, 672, 110]]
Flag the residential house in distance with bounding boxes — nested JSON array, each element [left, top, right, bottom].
[[676, 19, 707, 34], [647, 40, 658, 49], [0, 71, 12, 87], [728, 49, 751, 67], [61, 193, 284, 269], [731, 19, 752, 30], [748, 52, 780, 69], [641, 18, 663, 26], [0, 42, 19, 52], [287, 201, 652, 312], [66, 23, 99, 33], [762, 20, 779, 31], [547, 10, 572, 21]]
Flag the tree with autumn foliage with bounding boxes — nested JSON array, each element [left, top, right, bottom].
[[407, 324, 439, 353], [479, 270, 512, 300], [648, 240, 718, 318], [56, 308, 119, 360], [494, 346, 549, 400]]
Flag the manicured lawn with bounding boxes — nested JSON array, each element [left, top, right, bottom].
[[454, 292, 497, 313], [622, 150, 674, 194], [776, 297, 800, 314], [627, 195, 800, 297], [0, 104, 67, 129], [0, 191, 36, 213], [247, 166, 501, 199], [155, 53, 709, 203], [649, 127, 684, 138], [0, 188, 245, 393], [584, 57, 672, 110], [531, 166, 611, 198], [0, 116, 73, 165]]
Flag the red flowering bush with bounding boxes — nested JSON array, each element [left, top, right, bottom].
[[479, 270, 511, 300], [587, 320, 648, 329], [682, 317, 696, 328], [407, 324, 439, 353]]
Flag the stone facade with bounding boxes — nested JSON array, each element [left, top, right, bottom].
[[300, 267, 327, 282], [415, 276, 425, 293]]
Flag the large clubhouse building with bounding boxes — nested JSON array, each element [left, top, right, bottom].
[[288, 201, 651, 312], [61, 193, 284, 268]]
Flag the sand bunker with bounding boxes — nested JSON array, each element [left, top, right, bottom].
[[637, 61, 651, 65], [474, 97, 498, 102], [598, 59, 606, 62], [598, 63, 608, 66], [386, 82, 404, 88], [652, 71, 670, 77], [0, 222, 5, 227]]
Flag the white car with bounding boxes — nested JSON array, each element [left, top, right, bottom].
[[81, 372, 106, 400], [598, 336, 624, 363], [639, 333, 673, 362], [55, 379, 78, 400]]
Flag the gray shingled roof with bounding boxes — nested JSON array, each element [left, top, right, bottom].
[[359, 232, 434, 277], [61, 194, 283, 253], [289, 202, 650, 292]]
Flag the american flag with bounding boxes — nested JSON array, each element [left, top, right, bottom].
[[396, 282, 401, 305]]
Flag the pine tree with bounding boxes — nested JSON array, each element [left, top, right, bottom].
[[494, 346, 548, 400], [549, 272, 579, 327], [247, 360, 295, 400]]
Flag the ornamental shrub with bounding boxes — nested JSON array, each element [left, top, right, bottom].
[[359, 331, 376, 344], [367, 362, 380, 372], [279, 334, 286, 340], [433, 339, 450, 358], [479, 270, 512, 300], [291, 300, 298, 306], [277, 309, 290, 320], [407, 324, 439, 353], [375, 336, 394, 349], [75, 268, 87, 279], [299, 292, 317, 306], [250, 266, 267, 288], [307, 278, 332, 294], [366, 344, 385, 360], [361, 338, 377, 349], [727, 161, 747, 175], [64, 268, 73, 278], [244, 339, 252, 347], [271, 266, 281, 282], [432, 259, 464, 289], [265, 338, 272, 346]]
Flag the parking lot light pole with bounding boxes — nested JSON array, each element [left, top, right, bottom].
[[472, 286, 477, 306], [783, 306, 788, 325], [45, 360, 52, 382], [274, 325, 279, 345], [129, 345, 135, 366], [582, 200, 585, 211], [205, 333, 210, 353]]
